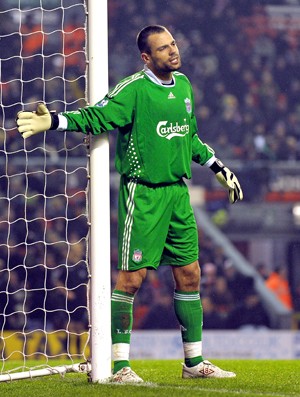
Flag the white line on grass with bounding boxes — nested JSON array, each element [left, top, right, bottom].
[[127, 382, 294, 397]]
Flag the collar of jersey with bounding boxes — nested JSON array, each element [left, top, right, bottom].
[[143, 65, 175, 87]]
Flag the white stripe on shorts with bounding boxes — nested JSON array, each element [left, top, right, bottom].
[[121, 180, 137, 270]]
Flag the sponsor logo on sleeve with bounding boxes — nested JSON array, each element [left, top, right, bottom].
[[96, 99, 109, 107]]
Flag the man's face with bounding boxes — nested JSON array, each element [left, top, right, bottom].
[[142, 30, 181, 80]]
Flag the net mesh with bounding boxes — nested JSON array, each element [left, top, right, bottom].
[[0, 0, 90, 375]]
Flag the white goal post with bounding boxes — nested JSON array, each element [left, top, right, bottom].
[[0, 0, 110, 383], [87, 0, 111, 383]]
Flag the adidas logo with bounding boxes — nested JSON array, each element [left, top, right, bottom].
[[168, 92, 176, 99]]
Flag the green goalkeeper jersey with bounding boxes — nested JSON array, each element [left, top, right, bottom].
[[62, 67, 215, 184]]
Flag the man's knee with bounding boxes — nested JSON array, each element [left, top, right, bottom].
[[172, 261, 200, 291], [114, 268, 147, 295]]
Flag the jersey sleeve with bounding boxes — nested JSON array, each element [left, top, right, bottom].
[[61, 78, 137, 134], [188, 81, 215, 166], [192, 132, 215, 165], [192, 87, 215, 165]]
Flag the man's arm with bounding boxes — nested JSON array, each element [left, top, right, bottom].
[[16, 79, 137, 138], [16, 102, 113, 137], [16, 103, 60, 139], [192, 133, 243, 204]]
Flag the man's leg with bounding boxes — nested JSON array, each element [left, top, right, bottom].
[[111, 268, 146, 382], [172, 261, 204, 366], [172, 261, 236, 378]]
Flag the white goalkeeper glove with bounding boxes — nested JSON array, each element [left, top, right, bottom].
[[210, 159, 243, 204], [16, 103, 58, 139]]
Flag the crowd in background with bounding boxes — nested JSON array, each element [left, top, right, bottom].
[[2, 0, 300, 162], [109, 0, 300, 162], [0, 0, 298, 333]]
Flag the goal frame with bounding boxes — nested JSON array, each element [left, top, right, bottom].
[[0, 0, 111, 384], [87, 0, 111, 384]]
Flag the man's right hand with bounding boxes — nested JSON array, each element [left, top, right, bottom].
[[16, 103, 52, 139]]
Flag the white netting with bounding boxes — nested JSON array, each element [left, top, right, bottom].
[[0, 0, 90, 377]]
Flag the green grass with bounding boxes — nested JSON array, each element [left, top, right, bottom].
[[1, 359, 300, 397]]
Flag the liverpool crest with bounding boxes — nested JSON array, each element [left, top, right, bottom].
[[132, 249, 143, 263], [184, 98, 191, 113]]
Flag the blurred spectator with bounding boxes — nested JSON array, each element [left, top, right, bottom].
[[210, 276, 234, 318], [294, 282, 300, 312], [265, 266, 294, 310], [202, 296, 226, 329], [201, 262, 218, 295], [225, 289, 271, 329], [61, 19, 86, 75], [223, 260, 254, 302], [139, 287, 179, 330], [21, 13, 47, 57], [255, 262, 270, 281]]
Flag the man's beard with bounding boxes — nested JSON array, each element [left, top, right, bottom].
[[159, 61, 181, 73]]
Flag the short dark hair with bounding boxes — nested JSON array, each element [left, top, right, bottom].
[[136, 25, 168, 54]]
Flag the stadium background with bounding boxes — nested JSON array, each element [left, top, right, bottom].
[[1, 0, 300, 358]]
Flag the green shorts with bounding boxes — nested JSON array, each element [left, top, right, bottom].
[[118, 176, 199, 271]]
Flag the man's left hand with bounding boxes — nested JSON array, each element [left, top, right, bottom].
[[210, 159, 243, 204]]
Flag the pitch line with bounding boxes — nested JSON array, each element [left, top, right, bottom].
[[120, 382, 294, 397]]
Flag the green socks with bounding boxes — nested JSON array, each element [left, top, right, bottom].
[[174, 290, 204, 367], [111, 289, 204, 372], [111, 289, 134, 374]]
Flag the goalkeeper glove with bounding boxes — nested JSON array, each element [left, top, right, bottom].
[[210, 159, 243, 204], [16, 103, 59, 139]]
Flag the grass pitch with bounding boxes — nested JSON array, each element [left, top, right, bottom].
[[0, 359, 299, 397]]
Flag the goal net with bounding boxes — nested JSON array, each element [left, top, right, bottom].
[[0, 0, 92, 381]]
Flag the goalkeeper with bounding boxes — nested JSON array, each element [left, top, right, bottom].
[[17, 25, 243, 382]]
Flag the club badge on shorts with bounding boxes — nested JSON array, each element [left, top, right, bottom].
[[132, 249, 143, 263]]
